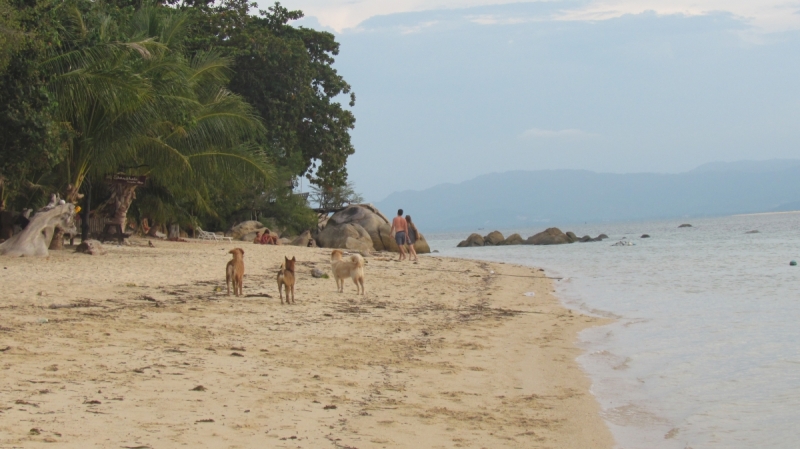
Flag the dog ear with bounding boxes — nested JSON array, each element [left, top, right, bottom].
[[292, 256, 296, 261], [240, 249, 244, 255]]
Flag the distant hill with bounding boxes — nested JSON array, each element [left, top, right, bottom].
[[375, 160, 800, 231]]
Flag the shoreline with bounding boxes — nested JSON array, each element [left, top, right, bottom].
[[0, 239, 613, 448]]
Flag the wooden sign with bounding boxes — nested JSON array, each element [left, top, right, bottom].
[[106, 174, 147, 185]]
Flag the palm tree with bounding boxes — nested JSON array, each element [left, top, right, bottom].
[[43, 2, 273, 237]]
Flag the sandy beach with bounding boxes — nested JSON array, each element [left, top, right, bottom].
[[0, 239, 612, 448]]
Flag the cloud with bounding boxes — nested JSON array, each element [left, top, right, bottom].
[[270, 0, 800, 33], [520, 128, 600, 139], [555, 1, 800, 33], [399, 20, 441, 34]]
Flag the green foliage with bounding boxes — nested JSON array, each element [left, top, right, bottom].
[[0, 0, 65, 209], [310, 181, 363, 210], [0, 0, 357, 235], [259, 189, 317, 235], [180, 1, 356, 190]]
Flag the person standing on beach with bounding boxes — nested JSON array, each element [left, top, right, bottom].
[[405, 215, 419, 262], [390, 209, 409, 261]]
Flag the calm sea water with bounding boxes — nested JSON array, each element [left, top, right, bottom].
[[427, 212, 800, 449]]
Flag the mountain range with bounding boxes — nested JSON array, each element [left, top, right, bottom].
[[374, 160, 800, 231]]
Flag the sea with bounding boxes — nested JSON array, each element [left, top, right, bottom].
[[426, 212, 800, 449]]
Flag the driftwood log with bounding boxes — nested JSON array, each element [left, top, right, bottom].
[[0, 195, 77, 257]]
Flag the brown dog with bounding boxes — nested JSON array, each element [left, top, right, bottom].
[[330, 249, 365, 295], [226, 248, 245, 296], [277, 256, 296, 304]]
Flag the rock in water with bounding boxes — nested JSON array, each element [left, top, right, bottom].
[[75, 239, 106, 255], [483, 231, 504, 246], [678, 224, 692, 228], [457, 233, 484, 247], [498, 233, 525, 245], [745, 230, 760, 234], [791, 260, 797, 266], [641, 234, 651, 238], [526, 228, 572, 245]]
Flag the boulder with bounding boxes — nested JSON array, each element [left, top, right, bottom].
[[641, 234, 651, 238], [279, 237, 291, 245], [565, 231, 578, 243], [526, 228, 572, 245], [291, 230, 314, 247], [457, 233, 484, 247], [324, 204, 430, 254], [483, 231, 505, 246], [498, 233, 525, 245], [579, 235, 593, 242], [317, 222, 374, 253], [678, 224, 692, 228], [598, 234, 609, 240], [227, 220, 266, 240], [745, 230, 759, 234], [242, 232, 259, 242]]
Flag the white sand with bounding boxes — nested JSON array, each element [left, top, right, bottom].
[[0, 239, 613, 448]]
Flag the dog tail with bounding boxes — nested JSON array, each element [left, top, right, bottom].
[[350, 254, 365, 268]]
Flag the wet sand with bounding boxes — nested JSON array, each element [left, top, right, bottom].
[[0, 239, 613, 448]]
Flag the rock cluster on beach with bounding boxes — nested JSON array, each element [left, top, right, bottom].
[[457, 228, 608, 247], [227, 204, 430, 254]]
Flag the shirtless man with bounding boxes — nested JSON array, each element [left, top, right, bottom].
[[390, 209, 409, 261]]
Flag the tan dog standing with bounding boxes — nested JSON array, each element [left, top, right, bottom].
[[226, 248, 245, 296], [330, 249, 365, 295], [277, 256, 296, 304]]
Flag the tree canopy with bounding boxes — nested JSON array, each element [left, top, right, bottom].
[[0, 0, 357, 235]]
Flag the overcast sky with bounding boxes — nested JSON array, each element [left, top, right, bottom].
[[264, 0, 800, 201]]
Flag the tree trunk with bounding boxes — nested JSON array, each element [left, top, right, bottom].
[[147, 221, 160, 238], [49, 226, 65, 250], [168, 223, 180, 240], [102, 183, 138, 231]]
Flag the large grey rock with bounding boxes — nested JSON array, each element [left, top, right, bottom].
[[526, 228, 572, 245], [483, 231, 504, 246], [457, 233, 484, 247], [325, 204, 430, 254], [291, 230, 314, 247], [317, 222, 375, 253], [498, 233, 525, 245], [565, 231, 578, 243], [227, 220, 266, 240]]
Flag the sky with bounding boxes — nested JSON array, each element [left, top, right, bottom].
[[263, 0, 800, 202]]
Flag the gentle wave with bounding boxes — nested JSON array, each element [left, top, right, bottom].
[[428, 212, 800, 449]]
